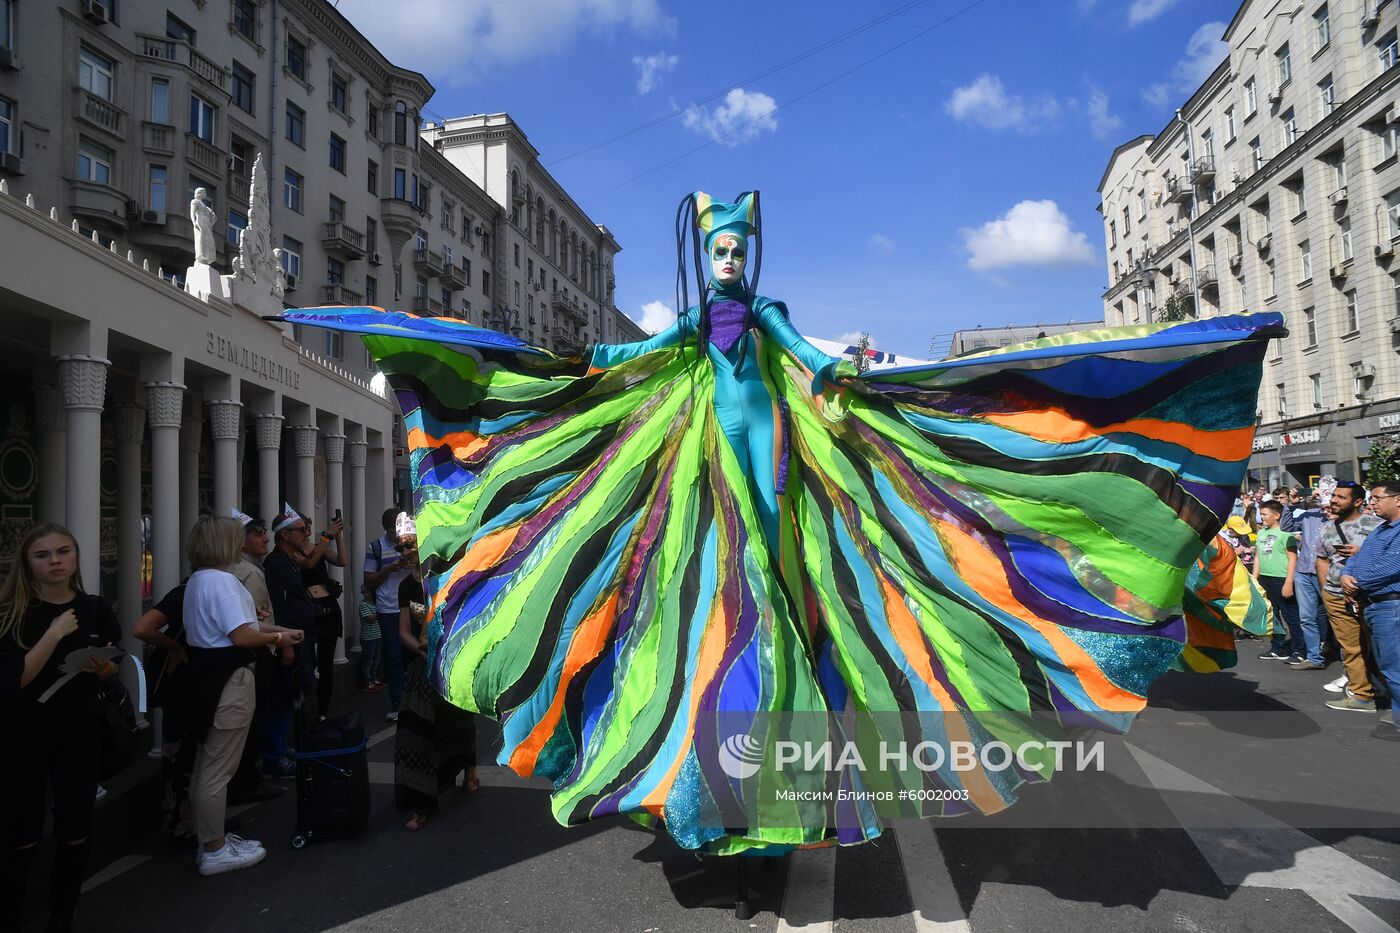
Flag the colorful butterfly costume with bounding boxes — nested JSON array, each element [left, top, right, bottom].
[[285, 191, 1283, 854]]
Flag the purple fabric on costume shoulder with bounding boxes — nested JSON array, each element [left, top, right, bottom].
[[707, 299, 749, 354]]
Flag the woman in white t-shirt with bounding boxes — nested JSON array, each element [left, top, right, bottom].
[[182, 517, 304, 877]]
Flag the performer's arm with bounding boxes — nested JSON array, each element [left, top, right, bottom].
[[589, 307, 700, 370], [753, 299, 840, 393]]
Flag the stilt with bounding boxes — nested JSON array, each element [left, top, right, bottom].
[[734, 857, 755, 920]]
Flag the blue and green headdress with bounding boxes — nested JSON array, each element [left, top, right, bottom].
[[673, 190, 765, 346]]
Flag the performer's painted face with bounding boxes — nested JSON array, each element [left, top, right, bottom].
[[710, 234, 747, 287]]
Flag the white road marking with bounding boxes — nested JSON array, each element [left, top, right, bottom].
[[775, 846, 838, 933], [1127, 743, 1400, 933], [893, 821, 972, 933], [81, 854, 150, 893], [367, 724, 396, 748]]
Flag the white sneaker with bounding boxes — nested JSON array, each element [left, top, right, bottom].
[[197, 840, 267, 876], [1324, 675, 1347, 693], [225, 833, 265, 855], [94, 784, 108, 803]]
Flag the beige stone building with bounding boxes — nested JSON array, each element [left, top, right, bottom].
[[1099, 0, 1400, 487], [949, 320, 1104, 358], [0, 0, 643, 668]]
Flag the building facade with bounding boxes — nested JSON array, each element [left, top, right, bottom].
[[949, 320, 1103, 358], [1099, 0, 1400, 488]]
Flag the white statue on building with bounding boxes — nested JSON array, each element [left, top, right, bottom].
[[272, 248, 287, 298], [190, 188, 216, 265]]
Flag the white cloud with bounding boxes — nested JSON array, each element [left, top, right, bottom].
[[869, 234, 895, 252], [1128, 0, 1181, 27], [836, 331, 866, 344], [334, 0, 674, 85], [944, 74, 1059, 131], [681, 88, 779, 146], [636, 300, 677, 334], [632, 52, 679, 94], [961, 200, 1097, 272], [1143, 22, 1229, 107], [1085, 86, 1122, 141]]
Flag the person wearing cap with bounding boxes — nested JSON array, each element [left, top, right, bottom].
[[1223, 515, 1256, 572], [224, 509, 284, 804], [260, 503, 318, 777]]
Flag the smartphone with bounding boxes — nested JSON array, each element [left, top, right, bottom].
[[333, 508, 342, 522]]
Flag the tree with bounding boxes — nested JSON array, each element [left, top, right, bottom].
[[1367, 433, 1400, 483], [852, 332, 872, 374], [1158, 292, 1193, 323]]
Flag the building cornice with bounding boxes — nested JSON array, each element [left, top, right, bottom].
[[285, 0, 434, 101]]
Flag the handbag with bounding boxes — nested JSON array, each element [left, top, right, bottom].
[[96, 677, 140, 780]]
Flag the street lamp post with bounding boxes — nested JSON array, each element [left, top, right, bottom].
[[1132, 261, 1159, 323], [1176, 108, 1203, 317]]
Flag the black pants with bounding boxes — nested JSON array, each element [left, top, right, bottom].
[[315, 626, 339, 716], [2, 711, 100, 928]]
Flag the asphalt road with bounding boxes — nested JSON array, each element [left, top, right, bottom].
[[52, 643, 1400, 933]]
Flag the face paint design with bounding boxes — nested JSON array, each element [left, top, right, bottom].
[[709, 234, 747, 287]]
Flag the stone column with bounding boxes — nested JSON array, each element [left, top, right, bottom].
[[207, 400, 243, 517], [114, 403, 148, 727], [288, 423, 318, 516], [254, 413, 284, 522], [57, 355, 110, 586], [179, 412, 202, 574], [323, 432, 349, 663], [35, 385, 67, 525], [347, 434, 368, 654], [144, 383, 185, 599]]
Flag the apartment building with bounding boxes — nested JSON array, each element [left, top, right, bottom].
[[949, 320, 1104, 358], [1099, 0, 1400, 488]]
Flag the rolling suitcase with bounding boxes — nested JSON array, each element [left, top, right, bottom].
[[289, 710, 371, 848]]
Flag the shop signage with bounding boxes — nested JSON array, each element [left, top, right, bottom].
[[1281, 428, 1321, 446], [1252, 434, 1277, 452], [1378, 413, 1400, 432], [206, 331, 302, 390]]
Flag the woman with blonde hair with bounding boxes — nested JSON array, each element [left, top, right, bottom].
[[1, 523, 120, 932], [180, 516, 304, 876]]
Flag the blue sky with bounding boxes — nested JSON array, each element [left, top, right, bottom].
[[336, 0, 1235, 358]]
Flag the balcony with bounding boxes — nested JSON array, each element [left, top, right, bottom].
[[411, 295, 444, 316], [142, 122, 175, 156], [413, 247, 444, 276], [137, 34, 230, 91], [551, 291, 586, 324], [228, 170, 249, 205], [1198, 269, 1219, 292], [322, 221, 367, 260], [185, 133, 225, 176], [322, 283, 364, 306], [73, 87, 125, 139], [1166, 175, 1192, 204], [439, 262, 467, 290], [1191, 156, 1215, 184], [553, 333, 584, 356]]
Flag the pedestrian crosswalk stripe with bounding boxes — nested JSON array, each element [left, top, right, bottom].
[[893, 821, 972, 932]]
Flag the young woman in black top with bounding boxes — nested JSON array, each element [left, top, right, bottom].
[[298, 515, 347, 717], [0, 523, 121, 933]]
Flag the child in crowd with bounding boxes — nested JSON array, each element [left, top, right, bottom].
[[1254, 500, 1303, 662], [359, 583, 384, 693]]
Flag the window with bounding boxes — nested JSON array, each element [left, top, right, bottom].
[[442, 244, 453, 266], [1282, 108, 1298, 147], [330, 72, 347, 114], [1277, 44, 1291, 85], [1331, 151, 1348, 189], [280, 236, 302, 282], [1245, 78, 1257, 116], [1385, 123, 1400, 161], [483, 269, 491, 296], [1108, 219, 1116, 248], [1277, 383, 1288, 416], [79, 47, 114, 101], [1345, 289, 1359, 333], [1340, 217, 1353, 261], [1382, 31, 1399, 71], [147, 164, 167, 212], [325, 330, 342, 360], [1137, 189, 1147, 220], [283, 167, 302, 212], [229, 137, 250, 178], [365, 275, 377, 307], [186, 174, 214, 207], [189, 94, 216, 143], [1299, 241, 1312, 282], [1225, 105, 1236, 142], [0, 97, 11, 155], [514, 243, 521, 267], [226, 208, 246, 248], [367, 159, 378, 195], [443, 200, 455, 233], [1314, 4, 1330, 50], [286, 35, 307, 80], [150, 78, 170, 124], [285, 101, 304, 147], [1121, 205, 1131, 235], [1266, 260, 1276, 296], [0, 0, 12, 51], [442, 288, 452, 311], [414, 229, 427, 252], [329, 194, 344, 222], [394, 101, 407, 146], [367, 103, 378, 139], [1250, 137, 1264, 171], [1292, 179, 1307, 215], [414, 277, 427, 299], [1319, 76, 1335, 117], [327, 256, 344, 285], [77, 140, 112, 184], [513, 281, 520, 305], [329, 133, 345, 173], [231, 62, 254, 114], [232, 0, 256, 41], [1389, 191, 1400, 238], [393, 167, 406, 199], [1311, 373, 1322, 408]]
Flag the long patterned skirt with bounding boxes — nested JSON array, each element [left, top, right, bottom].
[[394, 654, 477, 813]]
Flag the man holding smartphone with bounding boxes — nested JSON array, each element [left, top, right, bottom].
[[1320, 481, 1386, 713]]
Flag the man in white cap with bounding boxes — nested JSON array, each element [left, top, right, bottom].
[[225, 508, 285, 804], [260, 503, 317, 777]]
